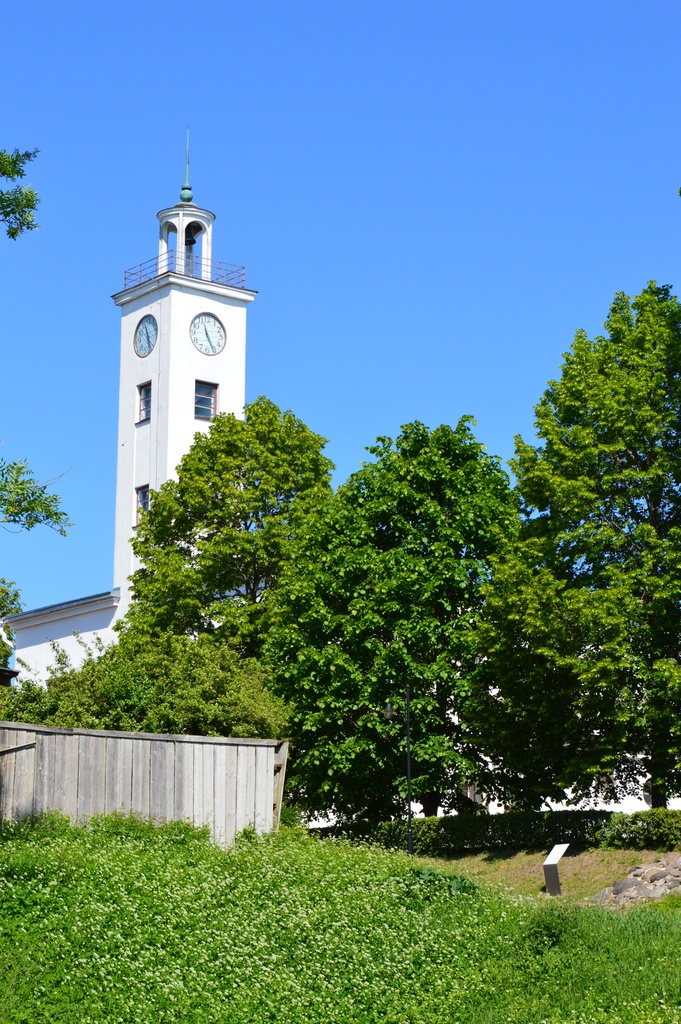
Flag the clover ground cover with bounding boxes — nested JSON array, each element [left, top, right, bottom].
[[1, 815, 680, 1023]]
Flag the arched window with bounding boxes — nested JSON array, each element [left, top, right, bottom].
[[162, 223, 177, 272], [184, 221, 203, 277]]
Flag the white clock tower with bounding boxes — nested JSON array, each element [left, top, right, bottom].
[[111, 168, 256, 610], [7, 164, 255, 674]]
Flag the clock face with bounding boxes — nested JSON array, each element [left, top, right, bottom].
[[190, 313, 226, 356], [134, 315, 158, 357]]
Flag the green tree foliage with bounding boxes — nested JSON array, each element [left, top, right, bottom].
[[473, 283, 681, 809], [0, 148, 39, 239], [0, 459, 68, 534], [266, 418, 516, 823], [0, 458, 69, 665], [126, 396, 334, 656], [0, 631, 288, 739], [0, 581, 21, 667]]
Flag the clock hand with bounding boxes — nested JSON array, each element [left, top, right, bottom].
[[204, 324, 215, 352]]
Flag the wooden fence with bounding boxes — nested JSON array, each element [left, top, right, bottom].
[[0, 721, 288, 847]]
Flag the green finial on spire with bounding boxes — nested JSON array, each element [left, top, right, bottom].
[[180, 127, 193, 203]]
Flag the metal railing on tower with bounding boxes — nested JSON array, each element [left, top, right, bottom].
[[123, 252, 246, 291]]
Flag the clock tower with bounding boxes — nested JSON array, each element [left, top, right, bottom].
[[5, 165, 256, 678], [111, 170, 256, 611]]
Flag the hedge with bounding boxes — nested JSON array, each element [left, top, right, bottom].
[[316, 808, 681, 854], [597, 809, 681, 850], [315, 809, 611, 855], [373, 810, 615, 855]]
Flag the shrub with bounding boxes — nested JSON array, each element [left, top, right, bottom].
[[1, 631, 288, 739], [597, 809, 681, 850]]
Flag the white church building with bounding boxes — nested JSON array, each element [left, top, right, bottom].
[[6, 169, 256, 679]]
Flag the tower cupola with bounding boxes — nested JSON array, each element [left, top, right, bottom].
[[156, 131, 216, 279], [157, 201, 215, 279]]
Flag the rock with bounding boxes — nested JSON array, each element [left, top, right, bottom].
[[592, 887, 614, 903], [631, 884, 660, 899], [593, 855, 681, 907], [613, 877, 642, 895]]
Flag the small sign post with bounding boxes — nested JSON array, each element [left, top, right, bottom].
[[543, 843, 569, 896]]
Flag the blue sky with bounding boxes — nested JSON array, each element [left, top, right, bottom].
[[2, 0, 681, 611]]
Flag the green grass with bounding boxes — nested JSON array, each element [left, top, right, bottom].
[[1, 815, 681, 1023], [421, 846, 665, 899]]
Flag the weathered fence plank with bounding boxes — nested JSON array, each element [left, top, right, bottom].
[[118, 737, 134, 814], [201, 744, 214, 832], [213, 744, 227, 846], [156, 740, 176, 822], [132, 737, 151, 819], [35, 731, 55, 813], [0, 727, 7, 820], [245, 745, 256, 830], [254, 745, 271, 834], [225, 744, 237, 843], [235, 744, 248, 833], [173, 740, 189, 823], [105, 737, 120, 814], [1, 728, 16, 820], [272, 742, 288, 830], [15, 742, 35, 821], [60, 733, 80, 821], [192, 742, 204, 829], [78, 733, 97, 818]]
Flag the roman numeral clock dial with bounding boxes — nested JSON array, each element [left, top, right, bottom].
[[190, 313, 225, 355]]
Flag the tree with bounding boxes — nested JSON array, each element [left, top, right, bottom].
[[0, 631, 289, 739], [473, 283, 681, 809], [125, 396, 334, 656], [0, 581, 21, 666], [0, 149, 39, 239], [1, 458, 69, 665], [265, 418, 516, 823], [0, 459, 68, 534]]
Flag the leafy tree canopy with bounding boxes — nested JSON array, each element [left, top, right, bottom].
[[0, 149, 39, 239], [0, 458, 69, 534], [265, 418, 516, 823], [125, 396, 334, 656], [0, 631, 289, 740], [473, 283, 681, 809], [0, 581, 21, 668], [0, 457, 69, 665]]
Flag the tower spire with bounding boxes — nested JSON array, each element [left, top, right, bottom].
[[180, 127, 193, 203]]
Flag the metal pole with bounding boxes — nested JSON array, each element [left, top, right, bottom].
[[405, 683, 413, 856]]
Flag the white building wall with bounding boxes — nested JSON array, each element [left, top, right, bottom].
[[7, 592, 120, 680]]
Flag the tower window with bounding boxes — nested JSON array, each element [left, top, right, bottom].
[[138, 382, 152, 422], [135, 485, 150, 524], [195, 381, 218, 420]]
